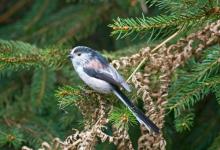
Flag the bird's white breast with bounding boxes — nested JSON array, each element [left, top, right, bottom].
[[75, 67, 112, 94]]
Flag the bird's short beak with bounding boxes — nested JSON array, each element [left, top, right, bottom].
[[68, 54, 73, 59]]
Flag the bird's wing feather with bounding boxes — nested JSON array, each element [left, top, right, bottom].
[[83, 58, 130, 92], [83, 67, 121, 86]]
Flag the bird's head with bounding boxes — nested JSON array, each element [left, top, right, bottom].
[[68, 46, 95, 67]]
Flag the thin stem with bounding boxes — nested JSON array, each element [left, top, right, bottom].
[[126, 27, 184, 82]]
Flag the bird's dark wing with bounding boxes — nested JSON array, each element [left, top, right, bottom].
[[83, 58, 130, 91], [83, 67, 121, 86]]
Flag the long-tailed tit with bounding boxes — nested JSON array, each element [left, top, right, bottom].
[[68, 46, 159, 134]]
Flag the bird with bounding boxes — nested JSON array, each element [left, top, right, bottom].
[[68, 46, 159, 134]]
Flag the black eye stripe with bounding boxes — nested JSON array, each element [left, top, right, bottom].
[[73, 47, 92, 54], [74, 49, 81, 54]]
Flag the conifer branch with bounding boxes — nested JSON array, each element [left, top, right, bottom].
[[174, 110, 195, 132], [109, 107, 137, 129], [110, 5, 220, 39], [56, 86, 83, 109], [0, 40, 68, 71], [213, 85, 220, 105], [167, 46, 220, 116], [168, 76, 220, 116]]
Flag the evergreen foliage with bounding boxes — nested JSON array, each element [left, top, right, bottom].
[[110, 0, 220, 40], [0, 0, 220, 149], [167, 46, 220, 133], [109, 106, 137, 129]]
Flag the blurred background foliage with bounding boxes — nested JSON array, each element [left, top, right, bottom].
[[0, 0, 153, 149], [0, 0, 220, 149]]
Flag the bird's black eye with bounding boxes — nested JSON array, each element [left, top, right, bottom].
[[77, 53, 81, 56]]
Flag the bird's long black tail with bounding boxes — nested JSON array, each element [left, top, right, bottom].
[[112, 86, 159, 134]]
